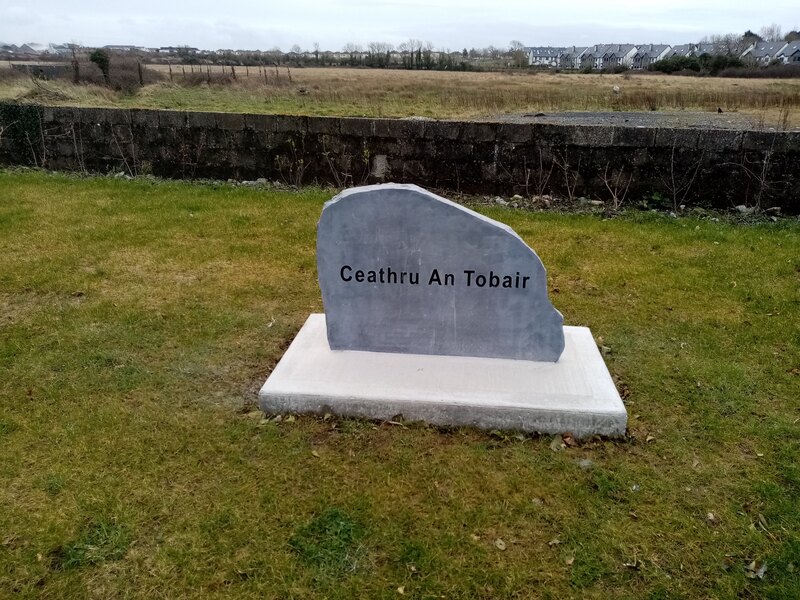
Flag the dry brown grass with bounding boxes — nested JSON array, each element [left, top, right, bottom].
[[2, 64, 800, 125], [147, 66, 800, 121]]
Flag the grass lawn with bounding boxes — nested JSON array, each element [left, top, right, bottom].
[[0, 170, 798, 598]]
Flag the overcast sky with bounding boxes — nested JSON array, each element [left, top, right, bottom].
[[1, 0, 797, 51]]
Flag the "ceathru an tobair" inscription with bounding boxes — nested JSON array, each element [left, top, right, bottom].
[[317, 184, 565, 362], [339, 265, 532, 289]]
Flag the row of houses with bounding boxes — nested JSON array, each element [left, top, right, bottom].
[[0, 43, 200, 57], [527, 41, 800, 69], [0, 42, 78, 56], [103, 46, 200, 55]]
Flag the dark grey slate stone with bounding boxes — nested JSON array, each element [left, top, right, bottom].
[[317, 184, 565, 362]]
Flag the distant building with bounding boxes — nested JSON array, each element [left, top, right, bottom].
[[19, 43, 46, 54], [577, 44, 637, 70], [526, 46, 567, 67], [695, 42, 722, 56], [742, 41, 789, 65], [631, 44, 671, 69], [103, 45, 145, 53], [48, 43, 78, 55], [776, 41, 800, 64], [559, 46, 588, 69], [665, 44, 695, 58], [158, 46, 199, 55]]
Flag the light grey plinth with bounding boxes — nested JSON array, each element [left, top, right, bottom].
[[259, 314, 627, 438], [317, 184, 565, 362]]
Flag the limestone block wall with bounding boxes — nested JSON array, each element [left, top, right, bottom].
[[0, 104, 797, 212]]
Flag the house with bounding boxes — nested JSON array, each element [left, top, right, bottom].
[[19, 43, 46, 55], [665, 44, 695, 58], [579, 44, 637, 70], [103, 45, 145, 53], [608, 44, 638, 68], [579, 47, 597, 69], [776, 41, 800, 64], [158, 46, 199, 55], [631, 44, 671, 69], [742, 41, 789, 65], [663, 43, 734, 59], [559, 46, 588, 69], [47, 43, 77, 55], [695, 42, 722, 56], [526, 46, 567, 67]]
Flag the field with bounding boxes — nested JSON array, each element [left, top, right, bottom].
[[1, 64, 800, 126], [0, 170, 798, 598]]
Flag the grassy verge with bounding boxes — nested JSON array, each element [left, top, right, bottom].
[[0, 171, 798, 598]]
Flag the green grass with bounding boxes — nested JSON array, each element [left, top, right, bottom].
[[289, 508, 366, 575], [0, 170, 798, 598], [49, 517, 131, 570]]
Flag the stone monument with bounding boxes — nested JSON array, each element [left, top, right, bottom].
[[260, 184, 627, 437]]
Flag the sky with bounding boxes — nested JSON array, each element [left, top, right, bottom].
[[1, 0, 797, 51]]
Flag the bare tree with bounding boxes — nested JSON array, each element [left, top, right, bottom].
[[368, 41, 394, 67], [342, 42, 363, 66], [398, 39, 422, 68], [368, 41, 393, 54], [658, 141, 705, 212], [600, 163, 632, 211], [421, 41, 435, 69], [759, 24, 783, 42], [701, 33, 750, 55], [484, 45, 503, 59], [342, 42, 362, 53], [722, 137, 776, 210], [509, 40, 527, 67], [552, 148, 580, 204], [527, 150, 554, 198]]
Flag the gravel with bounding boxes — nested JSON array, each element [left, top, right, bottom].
[[481, 110, 796, 131]]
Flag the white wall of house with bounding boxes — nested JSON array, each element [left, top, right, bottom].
[[521, 40, 799, 70], [619, 46, 638, 67]]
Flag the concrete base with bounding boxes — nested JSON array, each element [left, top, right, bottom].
[[259, 314, 627, 438]]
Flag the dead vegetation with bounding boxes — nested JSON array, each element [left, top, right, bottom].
[[1, 64, 798, 125]]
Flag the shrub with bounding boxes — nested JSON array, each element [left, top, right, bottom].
[[651, 54, 746, 76], [719, 64, 800, 78], [89, 49, 110, 84], [650, 56, 702, 74], [698, 53, 743, 75]]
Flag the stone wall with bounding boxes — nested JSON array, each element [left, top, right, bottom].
[[10, 64, 72, 80], [1, 103, 798, 212]]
